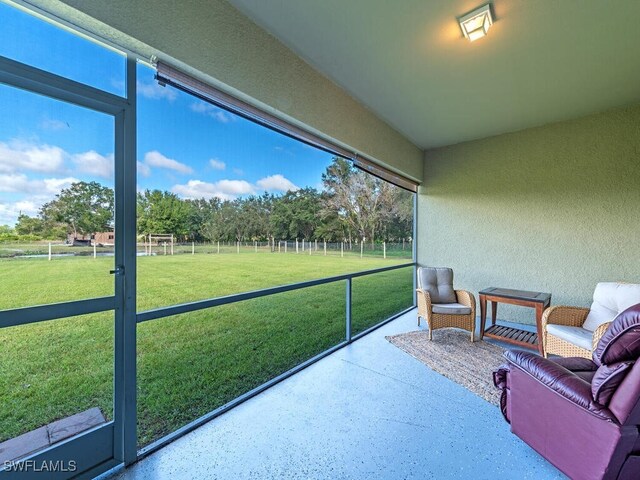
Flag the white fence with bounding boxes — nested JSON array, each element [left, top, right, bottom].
[[140, 239, 413, 259]]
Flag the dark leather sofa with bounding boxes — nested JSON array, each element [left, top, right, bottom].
[[494, 303, 640, 480]]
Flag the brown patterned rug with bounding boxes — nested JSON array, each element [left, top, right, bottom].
[[386, 329, 506, 405]]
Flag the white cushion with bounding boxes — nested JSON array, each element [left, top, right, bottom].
[[616, 283, 640, 312], [583, 283, 640, 331], [431, 303, 471, 315], [546, 324, 594, 351]]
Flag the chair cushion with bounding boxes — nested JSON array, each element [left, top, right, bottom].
[[593, 303, 640, 365], [431, 303, 472, 315], [546, 324, 593, 351], [417, 267, 457, 303], [583, 283, 640, 331], [591, 361, 635, 406]]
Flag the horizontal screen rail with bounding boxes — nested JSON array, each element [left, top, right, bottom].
[[137, 263, 415, 323], [0, 296, 116, 329], [0, 56, 128, 115]]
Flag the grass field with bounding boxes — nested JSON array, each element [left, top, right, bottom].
[[0, 253, 413, 446]]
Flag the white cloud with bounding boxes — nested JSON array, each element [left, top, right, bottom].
[[137, 80, 177, 101], [172, 174, 299, 200], [190, 102, 234, 123], [209, 158, 226, 170], [0, 174, 32, 193], [0, 139, 115, 226], [13, 200, 39, 215], [0, 140, 66, 174], [0, 141, 116, 180], [233, 168, 244, 176], [256, 174, 299, 192], [0, 173, 78, 195], [144, 150, 193, 174], [172, 179, 254, 200], [137, 161, 151, 177], [40, 119, 69, 131], [0, 200, 39, 225], [0, 194, 66, 226], [42, 177, 79, 194], [72, 151, 114, 179], [216, 179, 255, 195]]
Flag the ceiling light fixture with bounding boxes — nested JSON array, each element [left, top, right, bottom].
[[458, 3, 493, 42]]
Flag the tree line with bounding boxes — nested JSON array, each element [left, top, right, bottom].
[[11, 157, 413, 244]]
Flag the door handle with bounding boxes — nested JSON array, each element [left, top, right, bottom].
[[110, 265, 125, 276]]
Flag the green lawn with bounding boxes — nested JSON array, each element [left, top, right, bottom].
[[0, 253, 413, 446]]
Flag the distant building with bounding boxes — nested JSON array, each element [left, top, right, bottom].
[[67, 231, 115, 246]]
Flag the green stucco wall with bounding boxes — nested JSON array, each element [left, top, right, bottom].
[[418, 104, 640, 324], [32, 0, 423, 181]]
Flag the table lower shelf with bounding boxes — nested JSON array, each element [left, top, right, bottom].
[[483, 324, 538, 349]]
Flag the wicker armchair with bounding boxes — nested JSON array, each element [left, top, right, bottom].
[[542, 282, 640, 359], [542, 306, 611, 359], [416, 267, 476, 342]]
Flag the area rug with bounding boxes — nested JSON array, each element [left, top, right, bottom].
[[386, 329, 506, 405]]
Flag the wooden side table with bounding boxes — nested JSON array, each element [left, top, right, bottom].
[[479, 287, 551, 354]]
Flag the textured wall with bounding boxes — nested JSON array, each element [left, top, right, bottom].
[[418, 104, 640, 324], [31, 0, 422, 181]]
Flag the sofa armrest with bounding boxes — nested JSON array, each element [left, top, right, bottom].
[[542, 306, 590, 328], [504, 350, 616, 421], [416, 289, 432, 317]]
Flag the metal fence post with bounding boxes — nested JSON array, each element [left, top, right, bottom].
[[413, 192, 418, 307], [346, 278, 352, 342]]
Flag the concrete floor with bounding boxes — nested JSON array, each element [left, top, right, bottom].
[[101, 310, 565, 480]]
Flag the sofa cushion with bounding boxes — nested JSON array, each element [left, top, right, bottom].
[[417, 267, 457, 303], [583, 283, 640, 331], [593, 303, 640, 365], [591, 361, 635, 406], [546, 324, 593, 351], [431, 303, 471, 315]]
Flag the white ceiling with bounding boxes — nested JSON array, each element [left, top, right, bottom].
[[227, 0, 640, 149]]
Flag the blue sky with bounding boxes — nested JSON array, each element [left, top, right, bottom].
[[0, 2, 335, 225]]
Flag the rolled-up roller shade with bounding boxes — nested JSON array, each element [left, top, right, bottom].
[[352, 157, 418, 193]]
